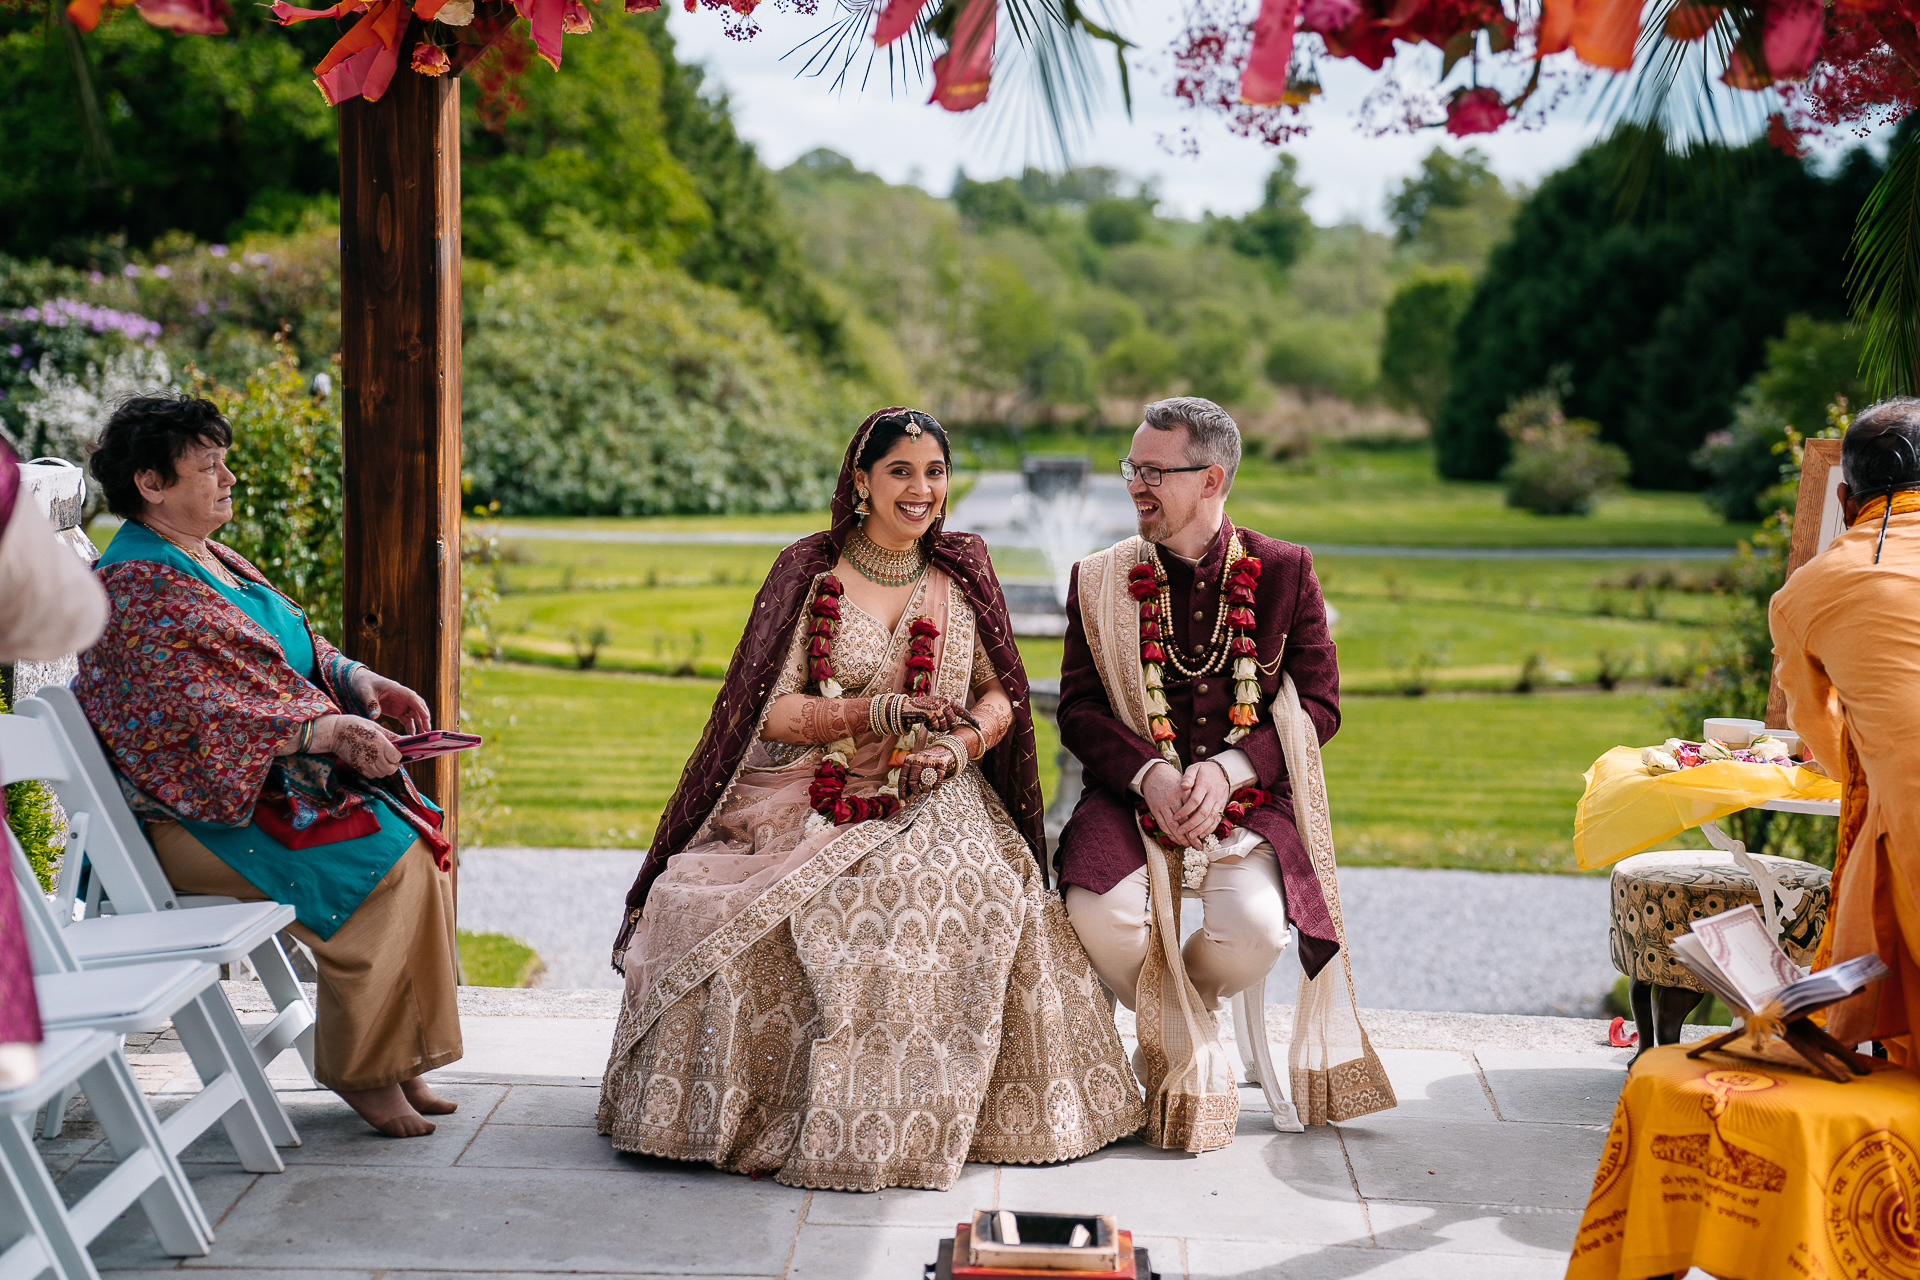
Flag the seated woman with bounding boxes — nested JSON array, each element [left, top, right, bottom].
[[75, 393, 462, 1138], [599, 409, 1145, 1192]]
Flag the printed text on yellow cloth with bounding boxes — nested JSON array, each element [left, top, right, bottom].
[[1567, 1045, 1920, 1280], [1573, 747, 1840, 871]]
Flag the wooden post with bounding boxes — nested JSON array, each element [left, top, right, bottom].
[[337, 58, 463, 843]]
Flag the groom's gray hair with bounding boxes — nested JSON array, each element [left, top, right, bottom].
[[1141, 396, 1241, 485]]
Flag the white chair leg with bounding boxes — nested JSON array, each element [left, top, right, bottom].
[[246, 935, 317, 1084], [166, 995, 285, 1173], [71, 1052, 211, 1252], [0, 1118, 96, 1280], [1232, 970, 1303, 1133], [36, 1088, 73, 1143], [0, 1131, 67, 1280]]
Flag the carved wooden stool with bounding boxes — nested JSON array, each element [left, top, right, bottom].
[[1608, 849, 1830, 1055]]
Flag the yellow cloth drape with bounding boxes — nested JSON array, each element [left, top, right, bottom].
[[1568, 1046, 1920, 1280], [1573, 747, 1839, 871]]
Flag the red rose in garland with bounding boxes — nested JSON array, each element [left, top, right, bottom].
[[803, 573, 940, 831]]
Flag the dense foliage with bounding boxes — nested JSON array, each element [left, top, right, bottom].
[[1697, 317, 1865, 522], [1437, 133, 1881, 488], [1497, 388, 1630, 516], [461, 260, 851, 514], [0, 688, 62, 892], [1379, 267, 1473, 425], [198, 345, 348, 645], [0, 6, 339, 260]]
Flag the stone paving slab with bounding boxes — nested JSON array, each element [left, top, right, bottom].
[[35, 987, 1723, 1279]]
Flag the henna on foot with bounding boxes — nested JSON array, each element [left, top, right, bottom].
[[337, 1084, 435, 1137], [400, 1076, 458, 1115]]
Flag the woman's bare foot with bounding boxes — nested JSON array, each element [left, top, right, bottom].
[[400, 1076, 458, 1115], [336, 1084, 435, 1137]]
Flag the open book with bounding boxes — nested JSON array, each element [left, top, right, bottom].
[[1671, 904, 1888, 1080]]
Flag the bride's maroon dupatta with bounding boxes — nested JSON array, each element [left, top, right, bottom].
[[610, 409, 1047, 972]]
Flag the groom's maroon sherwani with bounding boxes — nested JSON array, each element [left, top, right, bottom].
[[1055, 517, 1343, 978]]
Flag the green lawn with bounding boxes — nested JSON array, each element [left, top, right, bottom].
[[483, 538, 1722, 695], [464, 663, 1678, 873], [471, 439, 1751, 552]]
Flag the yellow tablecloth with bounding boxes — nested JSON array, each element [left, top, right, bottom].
[[1573, 747, 1841, 871], [1567, 1045, 1920, 1280]]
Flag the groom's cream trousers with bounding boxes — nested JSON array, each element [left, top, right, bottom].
[[1065, 843, 1290, 1011]]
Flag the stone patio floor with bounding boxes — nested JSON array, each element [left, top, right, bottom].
[[37, 985, 1718, 1280]]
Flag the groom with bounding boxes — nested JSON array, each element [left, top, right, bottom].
[[1057, 396, 1343, 1023]]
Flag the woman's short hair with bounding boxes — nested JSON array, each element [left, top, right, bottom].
[[857, 409, 951, 473], [89, 394, 234, 519]]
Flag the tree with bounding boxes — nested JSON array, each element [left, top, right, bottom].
[[1214, 156, 1312, 271], [1379, 267, 1473, 425], [0, 6, 338, 260], [1435, 132, 1880, 486], [951, 171, 1042, 233], [1085, 197, 1151, 246]]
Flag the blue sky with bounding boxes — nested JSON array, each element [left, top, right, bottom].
[[666, 6, 1889, 230]]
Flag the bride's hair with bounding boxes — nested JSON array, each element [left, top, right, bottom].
[[857, 410, 951, 473]]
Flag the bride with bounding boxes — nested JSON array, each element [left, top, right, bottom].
[[598, 408, 1145, 1191]]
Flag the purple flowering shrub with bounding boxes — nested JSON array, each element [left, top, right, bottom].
[[0, 295, 162, 442]]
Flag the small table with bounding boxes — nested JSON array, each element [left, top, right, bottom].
[[1612, 798, 1838, 1053], [1567, 1045, 1920, 1280]]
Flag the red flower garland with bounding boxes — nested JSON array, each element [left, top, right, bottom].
[[804, 574, 939, 827], [1127, 544, 1271, 864]]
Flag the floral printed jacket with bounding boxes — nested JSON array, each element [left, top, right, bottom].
[[75, 543, 448, 860]]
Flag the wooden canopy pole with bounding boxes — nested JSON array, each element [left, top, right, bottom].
[[337, 59, 463, 843]]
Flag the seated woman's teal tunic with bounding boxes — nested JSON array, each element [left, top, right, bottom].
[[96, 523, 419, 939]]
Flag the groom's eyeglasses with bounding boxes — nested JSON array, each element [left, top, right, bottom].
[[1120, 460, 1210, 487]]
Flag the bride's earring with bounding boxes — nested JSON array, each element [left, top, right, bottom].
[[855, 487, 872, 518]]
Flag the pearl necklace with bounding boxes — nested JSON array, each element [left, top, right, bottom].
[[844, 526, 928, 588], [1146, 534, 1245, 678]]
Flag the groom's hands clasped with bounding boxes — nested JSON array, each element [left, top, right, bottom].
[[1142, 759, 1230, 848]]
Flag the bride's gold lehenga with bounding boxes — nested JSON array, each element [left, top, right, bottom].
[[597, 568, 1145, 1192]]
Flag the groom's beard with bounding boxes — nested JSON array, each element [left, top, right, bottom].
[[1135, 488, 1198, 546]]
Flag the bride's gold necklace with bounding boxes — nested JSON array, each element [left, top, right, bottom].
[[844, 525, 927, 587], [144, 522, 239, 588]]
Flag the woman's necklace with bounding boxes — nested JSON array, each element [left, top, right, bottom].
[[144, 523, 240, 588], [844, 525, 927, 588]]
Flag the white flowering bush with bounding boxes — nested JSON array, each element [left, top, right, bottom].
[[17, 347, 174, 467]]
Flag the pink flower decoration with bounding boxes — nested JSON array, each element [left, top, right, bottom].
[[1445, 87, 1509, 137], [410, 42, 450, 75], [1300, 0, 1359, 32]]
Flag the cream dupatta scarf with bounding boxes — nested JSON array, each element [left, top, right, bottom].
[[1076, 536, 1395, 1145]]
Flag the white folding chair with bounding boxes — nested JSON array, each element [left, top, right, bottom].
[[17, 688, 316, 1082], [0, 1028, 210, 1280], [0, 715, 293, 1168]]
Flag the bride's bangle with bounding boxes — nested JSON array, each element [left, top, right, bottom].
[[929, 733, 968, 778]]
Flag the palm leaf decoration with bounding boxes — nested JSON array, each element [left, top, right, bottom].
[[1848, 127, 1920, 398]]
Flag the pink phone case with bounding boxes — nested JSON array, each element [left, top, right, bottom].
[[393, 730, 482, 762]]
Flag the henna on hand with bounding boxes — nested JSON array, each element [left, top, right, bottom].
[[898, 745, 961, 799], [313, 714, 403, 778], [899, 696, 959, 732], [763, 695, 873, 746], [965, 690, 1014, 754]]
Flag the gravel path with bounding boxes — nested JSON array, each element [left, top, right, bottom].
[[459, 851, 1618, 1016]]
